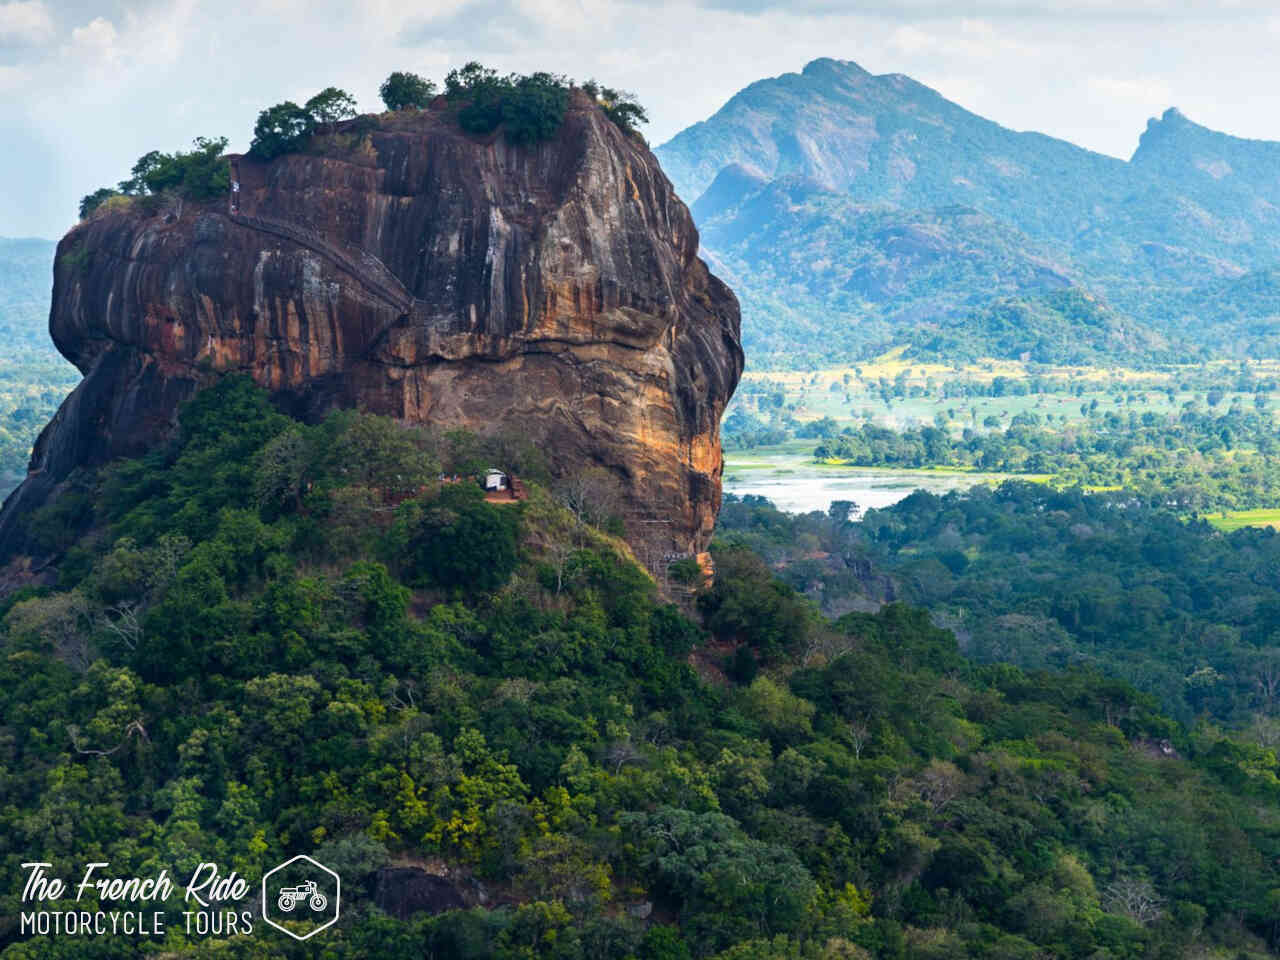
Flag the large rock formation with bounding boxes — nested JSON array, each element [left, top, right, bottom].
[[0, 94, 742, 563]]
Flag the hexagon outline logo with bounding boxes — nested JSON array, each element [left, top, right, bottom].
[[261, 854, 340, 941]]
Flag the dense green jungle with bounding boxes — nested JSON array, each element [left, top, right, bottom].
[[5, 379, 1280, 960]]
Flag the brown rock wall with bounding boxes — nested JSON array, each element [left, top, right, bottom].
[[0, 93, 742, 561]]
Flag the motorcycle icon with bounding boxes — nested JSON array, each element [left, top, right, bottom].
[[277, 879, 327, 912]]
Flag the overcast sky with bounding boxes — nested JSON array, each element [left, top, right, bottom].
[[4, 0, 1280, 239]]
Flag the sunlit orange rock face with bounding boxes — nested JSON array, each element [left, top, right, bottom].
[[0, 94, 743, 562]]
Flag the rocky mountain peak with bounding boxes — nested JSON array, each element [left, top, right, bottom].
[[801, 57, 872, 81]]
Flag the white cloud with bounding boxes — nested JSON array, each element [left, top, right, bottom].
[[68, 15, 119, 60], [0, 62, 25, 91], [696, 0, 1280, 18], [888, 18, 1031, 61], [1087, 74, 1173, 105], [888, 25, 935, 55], [0, 0, 54, 47]]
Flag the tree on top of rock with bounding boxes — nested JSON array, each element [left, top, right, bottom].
[[445, 62, 571, 145], [249, 101, 314, 160], [379, 71, 437, 111], [581, 80, 649, 134], [305, 87, 358, 124]]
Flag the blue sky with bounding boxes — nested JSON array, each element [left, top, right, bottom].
[[4, 0, 1280, 238]]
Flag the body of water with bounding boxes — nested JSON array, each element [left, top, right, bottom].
[[723, 451, 1016, 516]]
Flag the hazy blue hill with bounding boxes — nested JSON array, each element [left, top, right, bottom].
[[907, 289, 1172, 365], [1151, 265, 1280, 355], [0, 236, 77, 498], [693, 176, 1123, 361], [1132, 106, 1280, 208], [658, 59, 1280, 364], [0, 236, 55, 334], [0, 235, 67, 369]]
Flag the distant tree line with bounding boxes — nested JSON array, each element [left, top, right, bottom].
[[806, 403, 1280, 511]]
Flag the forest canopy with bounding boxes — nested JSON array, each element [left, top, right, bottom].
[[3, 379, 1280, 958]]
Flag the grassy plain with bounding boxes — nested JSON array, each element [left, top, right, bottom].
[[734, 354, 1280, 435], [1205, 509, 1280, 532]]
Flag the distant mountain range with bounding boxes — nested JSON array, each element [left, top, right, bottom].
[[0, 237, 53, 314], [0, 236, 75, 500], [0, 237, 55, 352], [657, 58, 1280, 365]]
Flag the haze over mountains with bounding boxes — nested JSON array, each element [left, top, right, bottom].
[[0, 237, 75, 497], [657, 58, 1280, 366], [0, 237, 55, 339]]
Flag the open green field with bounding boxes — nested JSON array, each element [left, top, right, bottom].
[[1205, 509, 1280, 532], [748, 349, 1280, 388], [732, 354, 1280, 437], [723, 438, 820, 470]]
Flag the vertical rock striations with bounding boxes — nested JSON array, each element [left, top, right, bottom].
[[0, 93, 743, 563]]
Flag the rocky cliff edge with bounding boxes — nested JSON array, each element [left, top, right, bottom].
[[0, 92, 743, 566]]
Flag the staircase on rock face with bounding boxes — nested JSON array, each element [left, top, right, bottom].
[[226, 210, 415, 313]]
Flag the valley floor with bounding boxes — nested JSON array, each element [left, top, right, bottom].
[[725, 355, 1280, 515]]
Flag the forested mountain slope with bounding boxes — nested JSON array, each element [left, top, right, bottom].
[[657, 59, 1280, 365]]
